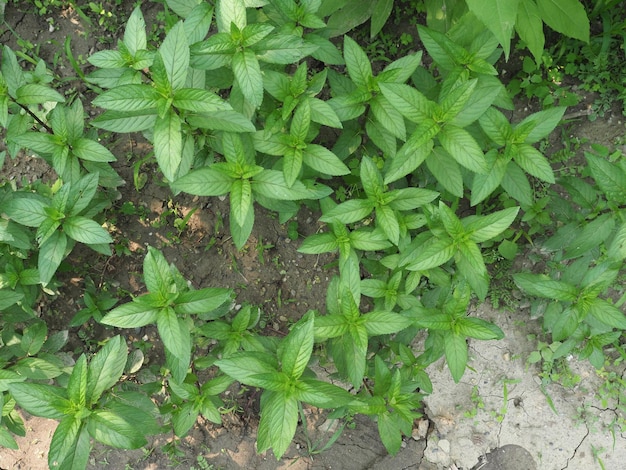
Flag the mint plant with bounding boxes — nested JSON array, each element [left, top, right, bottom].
[[1, 0, 621, 466]]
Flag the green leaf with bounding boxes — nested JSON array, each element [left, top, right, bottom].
[[173, 87, 230, 112], [376, 204, 400, 245], [15, 83, 65, 105], [320, 199, 374, 224], [230, 197, 255, 249], [466, 0, 519, 59], [154, 109, 182, 181], [370, 95, 406, 140], [183, 2, 214, 43], [5, 195, 48, 227], [49, 417, 90, 470], [172, 166, 234, 196], [438, 79, 477, 123], [157, 307, 190, 360], [465, 207, 520, 243], [232, 50, 263, 108], [257, 390, 298, 459], [86, 336, 127, 404], [216, 0, 247, 32], [608, 221, 626, 261], [349, 228, 393, 251], [63, 216, 112, 245], [216, 352, 279, 384], [586, 152, 626, 202], [515, 107, 565, 143], [280, 312, 314, 380], [124, 6, 147, 56], [379, 82, 433, 123], [13, 356, 63, 380], [378, 412, 402, 455], [39, 231, 68, 286], [298, 232, 338, 254], [159, 22, 189, 90], [404, 237, 455, 271], [66, 355, 88, 409], [588, 298, 626, 330], [87, 50, 126, 68], [513, 273, 578, 302], [253, 169, 330, 200], [91, 109, 157, 132], [426, 148, 464, 198], [362, 311, 412, 335], [8, 383, 68, 419], [143, 246, 175, 296], [501, 160, 533, 207], [439, 125, 488, 174], [512, 144, 554, 183], [295, 378, 353, 408], [303, 144, 350, 176], [92, 84, 160, 112], [516, 0, 545, 63], [388, 187, 440, 211], [230, 178, 253, 226], [564, 214, 615, 259], [168, 0, 203, 18], [174, 288, 232, 315], [101, 299, 159, 328], [343, 35, 372, 88], [385, 128, 436, 184], [71, 138, 116, 162], [536, 0, 589, 42], [444, 332, 468, 383], [88, 409, 148, 448], [417, 25, 464, 71], [456, 317, 504, 340]]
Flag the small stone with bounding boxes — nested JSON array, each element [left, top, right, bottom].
[[438, 439, 450, 453]]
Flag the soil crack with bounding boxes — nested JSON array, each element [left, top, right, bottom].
[[560, 424, 589, 470]]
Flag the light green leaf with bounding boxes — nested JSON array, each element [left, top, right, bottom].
[[86, 336, 128, 404], [465, 207, 520, 243], [174, 288, 232, 315], [143, 246, 175, 296], [456, 317, 504, 340], [426, 148, 464, 198], [362, 311, 412, 335], [67, 355, 88, 407], [444, 332, 468, 382], [370, 95, 406, 140], [216, 0, 247, 32], [173, 87, 230, 112], [157, 307, 190, 361], [466, 0, 519, 59], [588, 298, 626, 330], [385, 126, 436, 184], [5, 195, 49, 227], [280, 312, 314, 380], [39, 231, 68, 286], [501, 160, 533, 207], [343, 35, 372, 88], [92, 84, 160, 112], [49, 417, 90, 470], [404, 237, 455, 271], [320, 199, 374, 224], [536, 0, 589, 42], [159, 22, 189, 90], [100, 299, 160, 328], [15, 83, 64, 105], [71, 138, 116, 162], [124, 6, 147, 56], [298, 232, 338, 254], [183, 2, 214, 43], [8, 382, 68, 419], [439, 125, 488, 174], [586, 152, 626, 202], [376, 204, 400, 245], [515, 106, 565, 143], [257, 390, 298, 459], [516, 0, 545, 63], [91, 109, 157, 132], [87, 50, 126, 68], [512, 144, 554, 183], [62, 216, 112, 247], [230, 178, 253, 227], [387, 188, 439, 211], [302, 144, 350, 176], [513, 273, 578, 302], [378, 82, 433, 123], [88, 409, 147, 448], [154, 109, 182, 181], [172, 166, 234, 196], [232, 49, 263, 108]]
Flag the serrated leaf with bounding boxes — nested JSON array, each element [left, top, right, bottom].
[[513, 273, 578, 302], [444, 332, 468, 382], [298, 232, 338, 254], [101, 300, 159, 328], [439, 125, 488, 174], [465, 207, 520, 243], [63, 216, 113, 245], [280, 312, 314, 380], [49, 416, 90, 470], [173, 87, 230, 112], [256, 390, 298, 459], [536, 0, 589, 42], [125, 6, 147, 56], [143, 246, 176, 296], [466, 0, 519, 59], [362, 311, 412, 335], [39, 231, 68, 286], [426, 148, 464, 198], [343, 35, 372, 88], [15, 83, 64, 105], [154, 109, 182, 181], [379, 82, 433, 123], [159, 22, 189, 90], [586, 152, 626, 202], [93, 84, 160, 111], [232, 49, 263, 107], [303, 144, 350, 176], [320, 199, 374, 224], [512, 143, 554, 183], [516, 0, 545, 63], [515, 106, 565, 143]]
